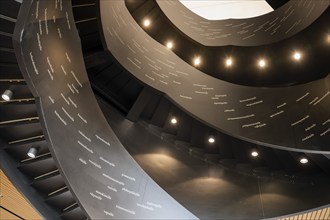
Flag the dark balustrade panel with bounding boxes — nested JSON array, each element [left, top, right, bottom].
[[156, 0, 329, 46], [100, 0, 330, 153], [13, 0, 197, 219]]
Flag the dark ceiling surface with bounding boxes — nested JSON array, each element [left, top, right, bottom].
[[266, 0, 291, 10], [98, 96, 330, 219], [126, 0, 330, 87], [100, 0, 330, 153], [0, 0, 87, 219], [0, 0, 329, 219], [79, 0, 330, 181], [154, 0, 328, 46]]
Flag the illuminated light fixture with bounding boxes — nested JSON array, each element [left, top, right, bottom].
[[143, 18, 151, 27], [300, 157, 308, 164], [326, 34, 330, 44], [258, 59, 266, 68], [208, 137, 215, 144], [251, 150, 259, 157], [27, 147, 38, 158], [193, 57, 201, 66], [293, 51, 302, 61], [225, 57, 233, 67], [170, 117, 177, 124], [1, 89, 13, 101], [166, 41, 173, 49]]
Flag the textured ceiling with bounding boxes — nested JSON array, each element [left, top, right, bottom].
[[0, 0, 329, 219], [0, 169, 42, 220]]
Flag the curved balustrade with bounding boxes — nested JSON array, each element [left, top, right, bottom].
[[156, 0, 329, 46], [100, 0, 330, 153], [13, 0, 197, 219]]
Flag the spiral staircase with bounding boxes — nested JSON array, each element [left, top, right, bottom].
[[0, 0, 329, 219]]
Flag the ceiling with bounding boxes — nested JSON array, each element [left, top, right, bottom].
[[77, 0, 330, 180], [125, 0, 330, 86], [0, 0, 329, 219], [179, 0, 274, 20], [0, 169, 42, 220]]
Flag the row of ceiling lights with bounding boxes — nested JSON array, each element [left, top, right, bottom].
[[3, 17, 321, 164], [170, 116, 309, 164], [144, 17, 314, 165], [142, 19, 330, 70], [174, 43, 303, 69], [0, 100, 305, 164], [1, 92, 310, 164]]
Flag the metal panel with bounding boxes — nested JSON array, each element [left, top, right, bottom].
[[12, 0, 197, 219], [156, 0, 329, 46], [100, 0, 330, 153]]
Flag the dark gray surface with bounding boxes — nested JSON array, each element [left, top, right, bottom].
[[0, 143, 60, 220], [13, 0, 197, 219], [100, 0, 330, 153], [98, 97, 330, 219], [156, 0, 329, 46]]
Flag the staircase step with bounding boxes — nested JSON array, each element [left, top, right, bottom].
[[46, 186, 69, 200], [60, 206, 86, 220], [0, 49, 17, 63], [0, 34, 13, 48], [20, 152, 52, 166], [0, 116, 39, 127], [8, 134, 45, 146], [0, 14, 16, 22], [0, 79, 25, 84], [0, 0, 21, 19], [33, 169, 60, 182], [0, 16, 16, 33], [0, 98, 35, 105]]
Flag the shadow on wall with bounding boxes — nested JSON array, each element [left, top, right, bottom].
[[98, 97, 330, 219]]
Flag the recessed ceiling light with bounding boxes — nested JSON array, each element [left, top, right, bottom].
[[170, 117, 177, 124], [143, 18, 151, 27], [251, 151, 259, 157], [1, 89, 13, 101], [27, 147, 38, 158], [166, 41, 173, 49], [225, 58, 233, 67], [300, 157, 308, 164], [258, 59, 266, 68], [208, 137, 215, 143], [293, 52, 302, 61], [194, 57, 201, 66]]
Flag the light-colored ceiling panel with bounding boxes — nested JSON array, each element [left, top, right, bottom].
[[179, 0, 273, 20], [0, 169, 42, 220]]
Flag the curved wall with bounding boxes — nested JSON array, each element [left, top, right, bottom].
[[98, 97, 330, 219], [13, 0, 196, 219], [100, 0, 330, 153], [156, 0, 329, 46]]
